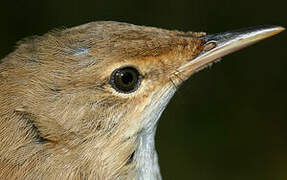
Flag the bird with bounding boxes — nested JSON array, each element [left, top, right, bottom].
[[0, 21, 284, 180]]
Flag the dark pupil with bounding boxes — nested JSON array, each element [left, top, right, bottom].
[[119, 71, 134, 85], [111, 67, 141, 93]]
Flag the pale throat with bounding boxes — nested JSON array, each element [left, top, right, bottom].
[[135, 86, 176, 180]]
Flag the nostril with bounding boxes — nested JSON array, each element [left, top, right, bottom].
[[203, 41, 217, 51]]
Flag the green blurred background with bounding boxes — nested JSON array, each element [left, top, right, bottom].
[[0, 0, 286, 179]]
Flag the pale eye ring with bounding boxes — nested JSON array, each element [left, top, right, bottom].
[[109, 66, 142, 93]]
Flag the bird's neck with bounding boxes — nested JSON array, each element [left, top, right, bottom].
[[137, 129, 161, 180], [135, 87, 176, 180]]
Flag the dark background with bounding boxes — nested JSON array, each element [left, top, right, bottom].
[[0, 0, 286, 179]]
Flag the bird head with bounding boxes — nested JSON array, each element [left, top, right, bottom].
[[0, 21, 283, 179]]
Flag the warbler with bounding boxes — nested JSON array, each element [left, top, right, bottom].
[[0, 21, 284, 179]]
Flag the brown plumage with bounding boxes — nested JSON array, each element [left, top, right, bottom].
[[0, 21, 283, 179]]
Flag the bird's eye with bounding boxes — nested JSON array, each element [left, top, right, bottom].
[[110, 66, 142, 93]]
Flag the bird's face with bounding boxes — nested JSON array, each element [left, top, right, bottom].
[[12, 22, 207, 142], [86, 30, 205, 139], [1, 21, 283, 178], [26, 22, 280, 142]]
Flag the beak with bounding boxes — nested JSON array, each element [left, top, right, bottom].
[[178, 25, 285, 75]]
